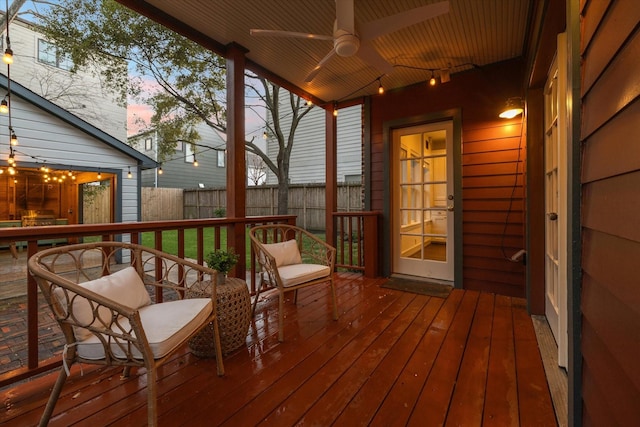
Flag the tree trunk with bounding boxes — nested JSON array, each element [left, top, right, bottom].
[[277, 179, 289, 214]]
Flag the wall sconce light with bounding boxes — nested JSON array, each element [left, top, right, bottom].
[[499, 97, 524, 119]]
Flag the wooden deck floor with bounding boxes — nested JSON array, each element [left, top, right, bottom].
[[0, 273, 557, 426]]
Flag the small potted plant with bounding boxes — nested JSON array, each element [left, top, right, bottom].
[[205, 248, 239, 285]]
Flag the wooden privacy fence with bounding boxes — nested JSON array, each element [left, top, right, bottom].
[[83, 185, 363, 229], [183, 183, 363, 231]]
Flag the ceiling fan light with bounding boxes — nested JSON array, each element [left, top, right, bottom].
[[334, 33, 359, 57]]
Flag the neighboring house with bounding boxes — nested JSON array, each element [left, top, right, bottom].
[[129, 122, 227, 189], [1, 13, 127, 141], [265, 101, 362, 185], [0, 74, 155, 225]]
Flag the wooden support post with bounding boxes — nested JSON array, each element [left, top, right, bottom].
[[325, 108, 337, 248], [225, 43, 247, 280]]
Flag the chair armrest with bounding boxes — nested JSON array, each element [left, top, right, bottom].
[[299, 231, 336, 269], [135, 246, 218, 301]]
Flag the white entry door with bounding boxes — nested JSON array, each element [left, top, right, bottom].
[[392, 121, 454, 282], [544, 32, 568, 368]]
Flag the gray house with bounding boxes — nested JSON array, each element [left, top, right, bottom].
[[129, 123, 227, 189], [266, 101, 362, 185]]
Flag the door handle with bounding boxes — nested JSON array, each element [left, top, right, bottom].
[[447, 204, 454, 212], [548, 212, 558, 221]]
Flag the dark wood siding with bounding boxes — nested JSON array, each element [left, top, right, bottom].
[[369, 59, 527, 297], [580, 0, 640, 424]]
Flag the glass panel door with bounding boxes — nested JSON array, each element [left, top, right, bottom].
[[393, 121, 454, 281]]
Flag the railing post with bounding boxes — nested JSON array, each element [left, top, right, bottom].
[[363, 213, 379, 278]]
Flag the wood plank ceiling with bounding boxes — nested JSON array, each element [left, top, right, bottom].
[[121, 0, 531, 105]]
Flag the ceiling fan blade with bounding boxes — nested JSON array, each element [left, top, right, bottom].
[[335, 0, 355, 34], [359, 1, 450, 41], [357, 43, 394, 75], [304, 48, 337, 82], [250, 29, 333, 41]]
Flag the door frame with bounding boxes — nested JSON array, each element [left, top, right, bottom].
[[381, 109, 462, 286]]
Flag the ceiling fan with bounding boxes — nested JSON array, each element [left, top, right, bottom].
[[250, 0, 450, 82]]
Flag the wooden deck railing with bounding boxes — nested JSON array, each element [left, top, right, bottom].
[[0, 213, 381, 388], [333, 211, 380, 278], [0, 215, 296, 388]]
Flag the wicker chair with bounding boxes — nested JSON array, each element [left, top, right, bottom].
[[27, 241, 224, 427], [249, 224, 338, 341]]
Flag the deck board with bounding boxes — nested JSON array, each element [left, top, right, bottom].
[[0, 273, 557, 426]]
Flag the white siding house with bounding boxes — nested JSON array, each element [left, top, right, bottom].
[[265, 102, 362, 185], [2, 15, 127, 141], [0, 75, 154, 224]]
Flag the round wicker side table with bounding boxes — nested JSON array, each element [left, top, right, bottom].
[[187, 277, 251, 357]]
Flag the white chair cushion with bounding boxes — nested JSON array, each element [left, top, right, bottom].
[[54, 266, 151, 341], [77, 298, 212, 360], [262, 239, 302, 267], [277, 263, 331, 288]]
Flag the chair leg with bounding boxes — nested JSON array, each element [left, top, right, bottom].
[[38, 367, 68, 427], [251, 285, 262, 316], [212, 316, 225, 376], [121, 366, 132, 379], [278, 291, 285, 342]]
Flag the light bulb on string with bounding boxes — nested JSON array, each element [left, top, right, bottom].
[[0, 96, 8, 114], [9, 129, 17, 146], [3, 47, 13, 65], [127, 167, 132, 179]]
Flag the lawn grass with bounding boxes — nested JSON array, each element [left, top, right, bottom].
[[139, 228, 328, 262], [140, 228, 251, 260]]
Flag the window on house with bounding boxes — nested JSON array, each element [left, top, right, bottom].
[[185, 143, 194, 163], [175, 142, 183, 151], [145, 138, 152, 150], [217, 150, 225, 167], [37, 39, 73, 71]]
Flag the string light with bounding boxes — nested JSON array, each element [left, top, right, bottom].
[[127, 167, 132, 178], [306, 99, 313, 106], [0, 95, 7, 113], [429, 71, 437, 86], [193, 154, 198, 167], [9, 128, 17, 146], [97, 170, 102, 179], [158, 164, 163, 175], [2, 47, 12, 65], [377, 78, 384, 94], [333, 102, 338, 117]]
